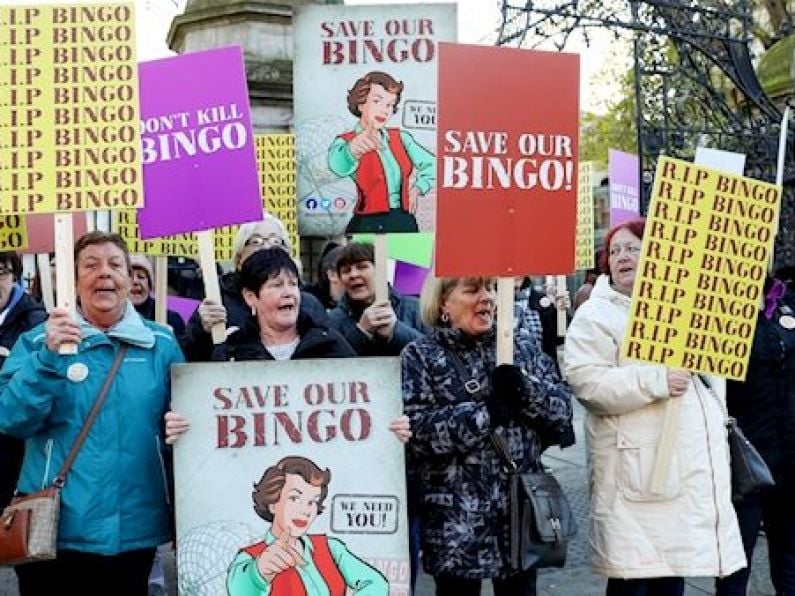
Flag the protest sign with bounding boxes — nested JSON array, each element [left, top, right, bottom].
[[24, 213, 86, 254], [172, 358, 408, 596], [608, 149, 640, 226], [255, 134, 300, 259], [0, 216, 28, 252], [622, 156, 780, 380], [436, 43, 579, 276], [0, 4, 143, 215], [293, 4, 456, 236], [576, 161, 595, 270], [136, 46, 262, 238]]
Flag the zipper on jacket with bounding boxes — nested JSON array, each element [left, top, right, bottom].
[[695, 385, 724, 575], [155, 434, 170, 505], [42, 438, 53, 490]]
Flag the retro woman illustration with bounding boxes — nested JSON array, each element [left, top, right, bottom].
[[226, 456, 389, 596], [328, 71, 436, 234]]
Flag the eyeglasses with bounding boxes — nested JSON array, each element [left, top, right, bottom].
[[245, 234, 285, 249], [0, 268, 12, 279], [608, 244, 641, 257]]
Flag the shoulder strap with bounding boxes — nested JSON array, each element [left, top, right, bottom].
[[53, 345, 128, 487], [439, 343, 518, 473]]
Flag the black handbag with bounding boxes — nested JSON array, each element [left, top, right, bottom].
[[442, 345, 576, 569], [697, 376, 775, 502]]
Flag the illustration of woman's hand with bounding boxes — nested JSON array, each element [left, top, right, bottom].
[[408, 186, 419, 214], [256, 531, 305, 583], [388, 415, 412, 443], [349, 124, 381, 159]]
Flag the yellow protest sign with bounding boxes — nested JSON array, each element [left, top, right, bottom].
[[0, 216, 28, 251], [114, 210, 235, 261], [0, 4, 142, 215], [256, 134, 300, 259], [575, 161, 594, 270], [622, 156, 780, 380]]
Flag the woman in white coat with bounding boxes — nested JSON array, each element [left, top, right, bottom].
[[563, 219, 746, 596]]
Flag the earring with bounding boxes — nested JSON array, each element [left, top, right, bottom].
[[441, 312, 450, 324], [251, 306, 256, 317]]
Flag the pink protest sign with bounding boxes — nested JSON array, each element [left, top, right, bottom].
[[137, 46, 262, 239]]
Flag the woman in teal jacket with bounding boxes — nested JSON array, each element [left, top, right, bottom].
[[0, 232, 184, 596]]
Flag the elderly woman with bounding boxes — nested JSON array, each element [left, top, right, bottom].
[[402, 275, 574, 596], [181, 214, 327, 362], [0, 232, 184, 595], [563, 219, 745, 596]]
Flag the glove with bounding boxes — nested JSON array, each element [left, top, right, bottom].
[[491, 364, 528, 411], [485, 364, 528, 427]]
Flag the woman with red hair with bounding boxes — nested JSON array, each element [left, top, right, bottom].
[[563, 219, 745, 595]]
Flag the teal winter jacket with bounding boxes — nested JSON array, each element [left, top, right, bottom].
[[0, 303, 184, 555]]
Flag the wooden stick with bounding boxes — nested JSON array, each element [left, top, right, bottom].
[[36, 254, 54, 313], [374, 234, 388, 303], [54, 214, 77, 355], [649, 396, 682, 495], [496, 277, 514, 365], [196, 230, 226, 344], [154, 256, 168, 326], [556, 275, 567, 337]]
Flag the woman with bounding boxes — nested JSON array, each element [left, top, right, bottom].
[[181, 215, 327, 362], [0, 251, 47, 510], [0, 232, 184, 595], [402, 275, 574, 596], [715, 275, 795, 595], [128, 254, 186, 339], [227, 455, 388, 595], [166, 248, 411, 439], [563, 219, 745, 595]]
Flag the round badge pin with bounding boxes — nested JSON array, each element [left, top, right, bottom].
[[0, 346, 9, 358], [539, 297, 552, 308], [67, 362, 89, 383], [780, 315, 795, 330]]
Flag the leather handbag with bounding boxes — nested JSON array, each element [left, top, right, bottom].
[[441, 345, 576, 569], [492, 433, 577, 569], [697, 375, 775, 502], [0, 346, 127, 566]]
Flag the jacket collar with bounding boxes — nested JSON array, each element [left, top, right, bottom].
[[339, 286, 401, 317], [590, 274, 632, 308], [434, 325, 495, 351], [77, 301, 155, 348]]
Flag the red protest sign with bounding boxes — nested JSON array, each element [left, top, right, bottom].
[[435, 43, 579, 276]]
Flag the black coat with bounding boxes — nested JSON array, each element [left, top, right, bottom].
[[133, 296, 186, 340], [181, 271, 329, 362], [727, 298, 795, 487], [0, 290, 47, 507], [211, 314, 355, 361]]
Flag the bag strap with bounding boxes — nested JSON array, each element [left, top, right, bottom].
[[695, 374, 731, 426], [53, 345, 128, 488], [439, 343, 518, 473]]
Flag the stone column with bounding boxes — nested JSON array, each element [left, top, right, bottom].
[[166, 0, 341, 132]]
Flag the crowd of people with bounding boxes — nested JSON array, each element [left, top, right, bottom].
[[0, 214, 793, 596]]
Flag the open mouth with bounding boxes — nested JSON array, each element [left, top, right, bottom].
[[375, 115, 387, 124], [474, 306, 493, 322], [617, 266, 635, 276], [292, 518, 308, 529], [277, 304, 296, 312]]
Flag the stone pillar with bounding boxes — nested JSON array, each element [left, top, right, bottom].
[[166, 0, 340, 132]]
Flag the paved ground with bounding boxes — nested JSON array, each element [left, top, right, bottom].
[[0, 402, 775, 596]]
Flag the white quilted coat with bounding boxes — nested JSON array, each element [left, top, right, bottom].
[[563, 276, 746, 579]]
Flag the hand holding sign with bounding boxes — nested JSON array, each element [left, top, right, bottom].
[[666, 369, 690, 398], [45, 308, 82, 353], [256, 529, 305, 582], [349, 124, 382, 159]]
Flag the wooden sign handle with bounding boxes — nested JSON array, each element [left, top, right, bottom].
[[36, 253, 54, 313], [154, 256, 168, 327], [556, 275, 568, 337], [374, 234, 388, 303], [197, 230, 226, 344], [55, 214, 77, 355], [496, 277, 514, 365]]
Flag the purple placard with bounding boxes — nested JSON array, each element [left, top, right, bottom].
[[137, 46, 262, 239], [167, 296, 201, 325], [393, 260, 430, 297], [608, 149, 640, 227]]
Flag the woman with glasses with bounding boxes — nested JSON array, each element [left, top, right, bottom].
[[563, 219, 745, 595], [181, 215, 327, 361], [0, 251, 47, 511]]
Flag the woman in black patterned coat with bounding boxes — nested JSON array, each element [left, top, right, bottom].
[[401, 276, 574, 596]]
